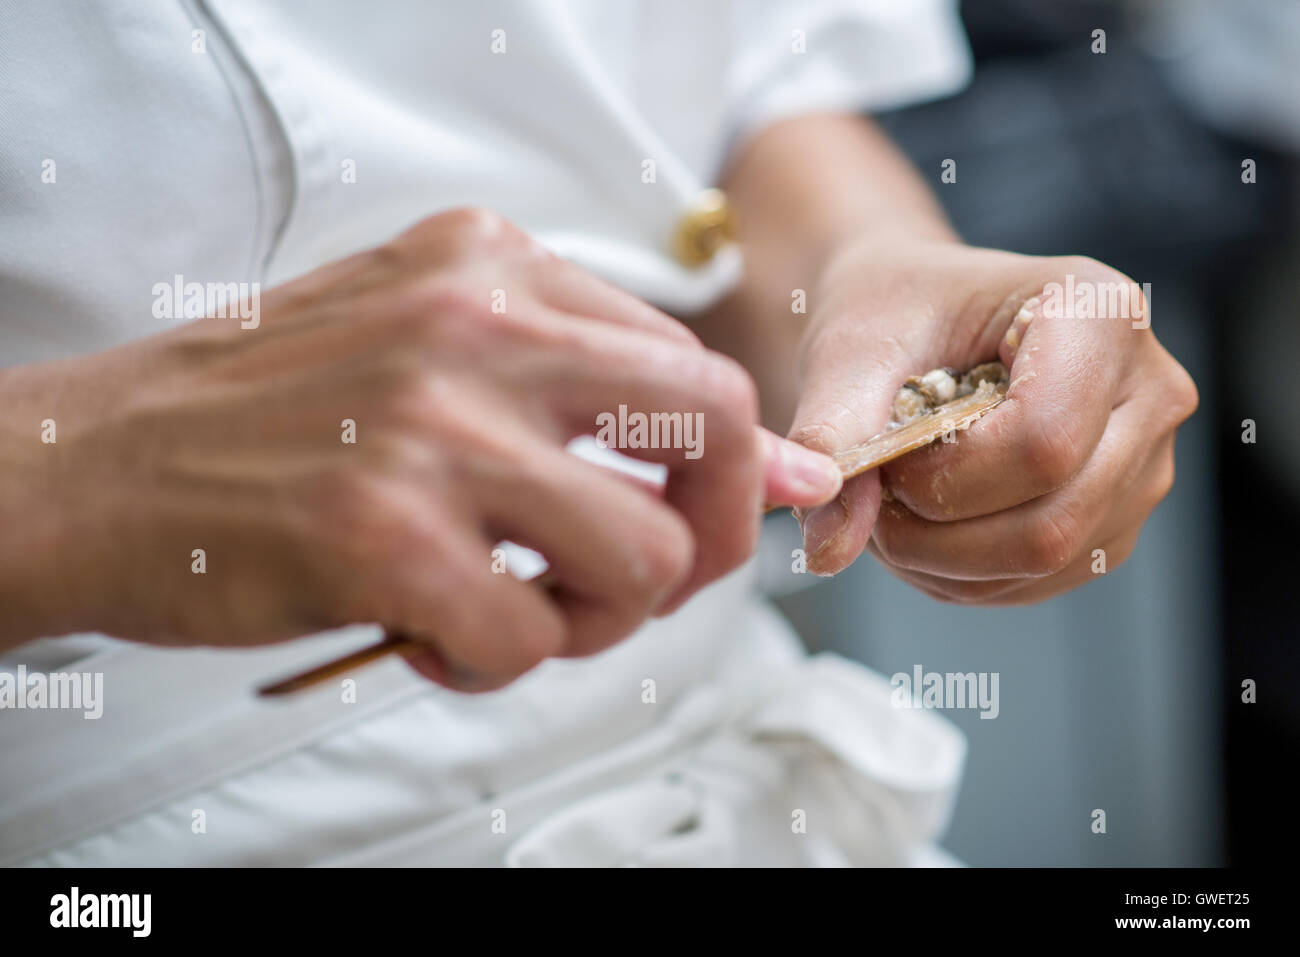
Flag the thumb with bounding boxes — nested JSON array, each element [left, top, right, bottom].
[[787, 368, 901, 575], [758, 426, 843, 510]]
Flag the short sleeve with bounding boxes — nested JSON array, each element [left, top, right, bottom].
[[726, 0, 972, 147]]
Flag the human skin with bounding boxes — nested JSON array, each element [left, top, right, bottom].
[[696, 114, 1198, 601], [0, 112, 1197, 686], [0, 209, 842, 689]]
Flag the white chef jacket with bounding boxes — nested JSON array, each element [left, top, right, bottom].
[[0, 0, 972, 866]]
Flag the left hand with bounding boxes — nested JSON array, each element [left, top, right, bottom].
[[787, 238, 1198, 604]]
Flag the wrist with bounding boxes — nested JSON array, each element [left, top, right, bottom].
[[813, 231, 962, 303], [0, 362, 85, 649]]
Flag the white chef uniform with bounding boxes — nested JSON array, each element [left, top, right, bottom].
[[0, 0, 972, 866]]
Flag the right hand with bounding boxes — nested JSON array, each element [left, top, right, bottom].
[[0, 209, 842, 689]]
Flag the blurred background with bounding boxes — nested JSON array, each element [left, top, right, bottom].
[[761, 0, 1299, 866]]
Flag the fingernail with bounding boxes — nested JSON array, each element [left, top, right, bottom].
[[777, 439, 842, 498], [800, 497, 848, 563]]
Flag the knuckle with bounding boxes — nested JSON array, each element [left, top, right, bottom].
[[636, 514, 695, 594], [1021, 414, 1085, 492], [505, 613, 566, 672], [1165, 359, 1200, 423], [787, 421, 846, 457], [430, 206, 518, 247], [1022, 505, 1084, 576], [394, 207, 530, 265], [1145, 451, 1176, 511], [689, 353, 759, 425]]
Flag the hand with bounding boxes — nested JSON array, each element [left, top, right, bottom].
[[787, 238, 1198, 603], [0, 208, 841, 687]]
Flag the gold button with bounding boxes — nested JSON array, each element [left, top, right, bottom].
[[672, 188, 738, 268]]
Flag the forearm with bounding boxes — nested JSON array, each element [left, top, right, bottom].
[[695, 113, 958, 432]]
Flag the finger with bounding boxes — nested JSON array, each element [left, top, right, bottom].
[[401, 645, 515, 694], [477, 442, 696, 656], [759, 427, 842, 510], [871, 399, 1166, 580], [866, 527, 1142, 606], [384, 517, 568, 684], [883, 268, 1139, 523], [398, 207, 700, 348], [526, 255, 703, 348], [531, 320, 765, 609], [793, 478, 881, 576], [785, 328, 917, 573]]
